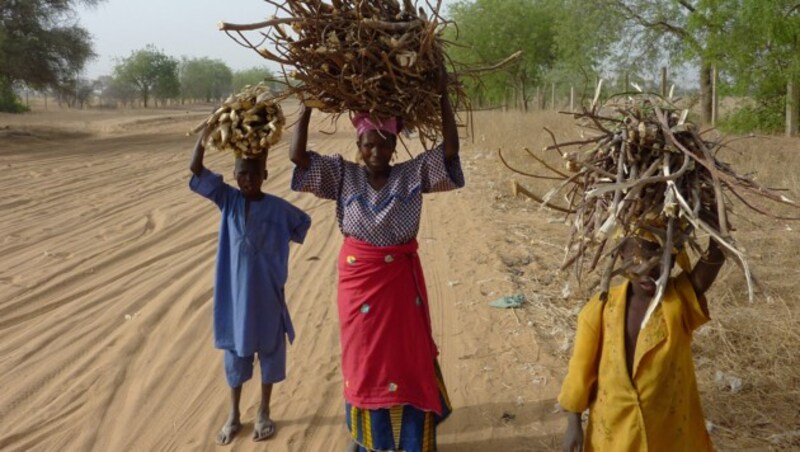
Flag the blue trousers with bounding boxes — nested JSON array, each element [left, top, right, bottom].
[[223, 342, 286, 388]]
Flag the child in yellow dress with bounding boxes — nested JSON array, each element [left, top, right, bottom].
[[559, 230, 725, 452]]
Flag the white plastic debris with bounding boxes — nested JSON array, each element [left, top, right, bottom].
[[715, 370, 743, 394], [561, 282, 572, 299]]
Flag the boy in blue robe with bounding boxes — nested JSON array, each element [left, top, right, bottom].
[[189, 133, 311, 445]]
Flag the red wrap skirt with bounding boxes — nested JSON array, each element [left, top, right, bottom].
[[337, 236, 443, 414]]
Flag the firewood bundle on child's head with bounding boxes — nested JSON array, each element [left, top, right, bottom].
[[509, 91, 800, 305]]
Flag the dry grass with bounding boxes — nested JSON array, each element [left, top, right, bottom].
[[464, 108, 800, 450]]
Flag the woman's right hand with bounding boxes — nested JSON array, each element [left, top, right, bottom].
[[289, 103, 313, 169], [562, 412, 584, 452]]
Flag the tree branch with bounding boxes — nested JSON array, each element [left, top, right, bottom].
[[677, 1, 696, 13], [611, 0, 698, 48]]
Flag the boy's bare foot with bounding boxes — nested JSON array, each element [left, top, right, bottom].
[[216, 416, 241, 445], [253, 410, 276, 441]]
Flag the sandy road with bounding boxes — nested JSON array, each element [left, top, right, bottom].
[[0, 108, 563, 452]]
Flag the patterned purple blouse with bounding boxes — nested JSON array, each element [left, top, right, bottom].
[[291, 144, 465, 246]]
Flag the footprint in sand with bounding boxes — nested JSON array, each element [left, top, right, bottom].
[[142, 209, 166, 235], [43, 250, 73, 259], [0, 275, 23, 286], [3, 233, 28, 244]]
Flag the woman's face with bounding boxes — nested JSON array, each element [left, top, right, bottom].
[[357, 130, 396, 173]]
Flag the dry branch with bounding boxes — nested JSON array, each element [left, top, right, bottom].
[[218, 1, 519, 144]]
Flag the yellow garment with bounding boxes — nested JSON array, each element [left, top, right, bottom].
[[558, 274, 713, 452]]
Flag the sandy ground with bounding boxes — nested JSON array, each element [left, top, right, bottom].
[[1, 104, 798, 451]]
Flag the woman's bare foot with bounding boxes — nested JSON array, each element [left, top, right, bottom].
[[215, 415, 241, 445], [253, 409, 276, 441]]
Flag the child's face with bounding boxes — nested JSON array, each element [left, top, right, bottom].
[[621, 238, 663, 296], [357, 130, 396, 173], [234, 156, 267, 199]]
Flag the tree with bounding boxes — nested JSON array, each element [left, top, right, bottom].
[[694, 0, 800, 135], [232, 67, 280, 92], [446, 0, 559, 110], [113, 45, 179, 107], [96, 74, 136, 107], [590, 0, 723, 123], [0, 0, 102, 112], [548, 0, 624, 106], [179, 58, 233, 102], [53, 76, 95, 108]]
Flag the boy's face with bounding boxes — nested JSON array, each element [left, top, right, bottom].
[[357, 130, 396, 173], [234, 156, 267, 199], [621, 237, 663, 296]]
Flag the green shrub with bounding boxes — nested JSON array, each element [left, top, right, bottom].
[[719, 101, 783, 135], [0, 78, 29, 113]]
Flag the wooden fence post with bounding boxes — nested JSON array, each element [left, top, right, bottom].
[[570, 85, 575, 112], [787, 78, 799, 137], [712, 65, 718, 128]]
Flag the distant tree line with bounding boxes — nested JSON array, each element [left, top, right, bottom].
[[0, 0, 279, 111], [93, 45, 280, 108], [447, 0, 800, 135], [3, 0, 800, 135]]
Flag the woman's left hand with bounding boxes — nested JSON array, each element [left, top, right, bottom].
[[436, 61, 449, 95]]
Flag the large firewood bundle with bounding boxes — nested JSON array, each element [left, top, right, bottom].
[[503, 92, 799, 315], [218, 0, 505, 143]]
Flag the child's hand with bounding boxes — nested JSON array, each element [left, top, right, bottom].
[[700, 206, 721, 230], [562, 412, 584, 452]]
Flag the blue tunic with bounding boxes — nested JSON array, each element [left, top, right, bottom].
[[190, 169, 311, 357]]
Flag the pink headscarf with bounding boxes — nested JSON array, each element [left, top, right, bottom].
[[351, 112, 400, 137]]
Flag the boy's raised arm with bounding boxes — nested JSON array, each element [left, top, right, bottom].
[[190, 133, 207, 176], [290, 105, 313, 170]]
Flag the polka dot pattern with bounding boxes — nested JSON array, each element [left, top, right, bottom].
[[292, 144, 465, 246]]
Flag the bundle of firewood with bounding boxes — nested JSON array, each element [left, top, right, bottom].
[[502, 92, 799, 312], [218, 1, 516, 143], [191, 83, 285, 158]]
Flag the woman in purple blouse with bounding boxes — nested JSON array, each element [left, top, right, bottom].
[[289, 66, 463, 452]]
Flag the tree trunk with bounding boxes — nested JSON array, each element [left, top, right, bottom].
[[521, 82, 529, 112], [699, 62, 713, 124], [787, 78, 799, 137]]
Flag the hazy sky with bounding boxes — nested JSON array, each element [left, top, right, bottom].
[[76, 0, 457, 79]]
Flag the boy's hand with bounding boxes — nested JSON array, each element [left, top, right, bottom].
[[196, 127, 210, 146], [563, 412, 584, 452]]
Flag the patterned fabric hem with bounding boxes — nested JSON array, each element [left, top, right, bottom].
[[346, 362, 451, 452]]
